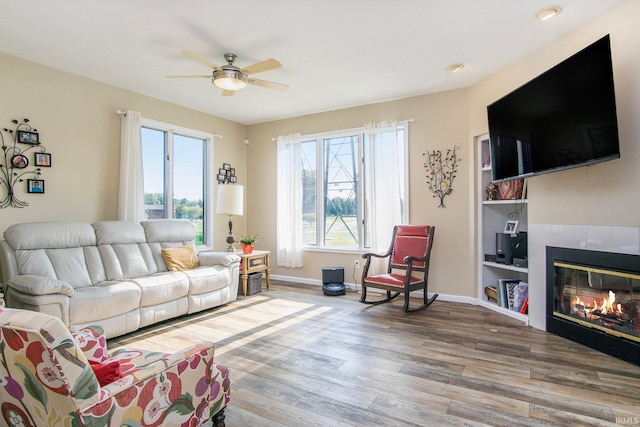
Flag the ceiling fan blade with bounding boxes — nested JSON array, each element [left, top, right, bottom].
[[181, 50, 222, 70], [222, 90, 235, 97], [248, 78, 289, 92], [241, 58, 281, 75], [166, 75, 212, 78]]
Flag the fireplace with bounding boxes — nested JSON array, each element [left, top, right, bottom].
[[546, 246, 640, 366]]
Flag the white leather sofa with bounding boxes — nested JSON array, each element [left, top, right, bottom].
[[0, 219, 240, 338]]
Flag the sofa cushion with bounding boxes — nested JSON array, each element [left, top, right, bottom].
[[4, 222, 98, 288], [141, 219, 195, 244], [70, 281, 141, 324], [93, 221, 147, 245], [13, 247, 94, 288], [183, 266, 230, 295], [161, 245, 199, 271], [4, 221, 96, 250], [93, 221, 158, 280], [131, 272, 189, 307], [98, 244, 154, 280]]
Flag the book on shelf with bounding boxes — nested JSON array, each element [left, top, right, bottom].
[[519, 296, 529, 314], [498, 279, 520, 309], [512, 282, 529, 312]]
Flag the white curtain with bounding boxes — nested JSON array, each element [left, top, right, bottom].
[[118, 110, 145, 222], [364, 120, 405, 273], [276, 133, 304, 267]]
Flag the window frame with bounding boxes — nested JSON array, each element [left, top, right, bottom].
[[301, 123, 409, 253], [140, 117, 215, 249]]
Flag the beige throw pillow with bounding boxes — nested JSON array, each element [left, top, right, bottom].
[[161, 245, 199, 271]]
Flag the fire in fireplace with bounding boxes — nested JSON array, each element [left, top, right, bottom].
[[547, 247, 640, 366]]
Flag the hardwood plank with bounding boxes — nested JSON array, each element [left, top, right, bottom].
[[108, 282, 640, 426]]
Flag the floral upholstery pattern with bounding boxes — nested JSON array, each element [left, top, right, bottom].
[[0, 307, 230, 427]]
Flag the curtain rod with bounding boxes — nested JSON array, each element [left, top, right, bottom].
[[270, 118, 414, 141], [116, 110, 223, 138]]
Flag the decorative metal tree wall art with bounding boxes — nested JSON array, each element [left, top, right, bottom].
[[423, 146, 460, 208], [0, 119, 47, 208]]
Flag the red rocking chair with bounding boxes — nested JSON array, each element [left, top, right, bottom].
[[360, 225, 437, 312]]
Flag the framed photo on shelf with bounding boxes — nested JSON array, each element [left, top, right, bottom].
[[27, 179, 45, 194], [504, 220, 518, 234], [223, 163, 231, 170], [35, 152, 51, 167], [217, 174, 226, 183], [17, 130, 39, 144], [11, 154, 28, 169]]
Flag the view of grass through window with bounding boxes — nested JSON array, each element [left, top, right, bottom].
[[142, 126, 205, 245], [301, 135, 360, 248]]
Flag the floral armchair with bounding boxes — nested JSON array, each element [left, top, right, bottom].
[[0, 307, 230, 427]]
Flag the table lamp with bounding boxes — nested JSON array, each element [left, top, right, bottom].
[[216, 184, 244, 252]]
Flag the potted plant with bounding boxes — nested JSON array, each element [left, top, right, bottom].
[[239, 233, 258, 254]]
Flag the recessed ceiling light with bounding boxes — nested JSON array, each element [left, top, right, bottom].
[[537, 6, 563, 21], [447, 63, 465, 73]]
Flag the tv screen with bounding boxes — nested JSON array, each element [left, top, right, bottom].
[[487, 34, 620, 182]]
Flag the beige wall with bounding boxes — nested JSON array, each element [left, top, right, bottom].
[[0, 53, 247, 254], [1, 0, 637, 302], [247, 89, 472, 296], [469, 0, 640, 228]]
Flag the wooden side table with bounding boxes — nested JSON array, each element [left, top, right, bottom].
[[238, 250, 270, 297]]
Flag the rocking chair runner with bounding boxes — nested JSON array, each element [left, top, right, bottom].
[[360, 225, 437, 312]]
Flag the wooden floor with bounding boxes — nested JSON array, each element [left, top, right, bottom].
[[109, 282, 640, 426]]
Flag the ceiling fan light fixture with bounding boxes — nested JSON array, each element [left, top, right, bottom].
[[213, 69, 248, 91], [537, 6, 562, 21]]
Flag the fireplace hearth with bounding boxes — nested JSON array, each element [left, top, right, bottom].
[[546, 246, 640, 366]]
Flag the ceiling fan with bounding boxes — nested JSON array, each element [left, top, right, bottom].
[[167, 50, 289, 96]]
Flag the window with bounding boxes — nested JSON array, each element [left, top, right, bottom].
[[141, 118, 214, 246], [300, 122, 409, 250]]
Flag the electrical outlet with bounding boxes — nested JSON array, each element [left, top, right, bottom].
[[354, 260, 360, 269]]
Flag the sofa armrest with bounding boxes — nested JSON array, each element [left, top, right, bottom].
[[198, 251, 240, 267], [7, 275, 74, 297], [83, 342, 230, 425]]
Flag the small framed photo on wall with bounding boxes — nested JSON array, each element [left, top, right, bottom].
[[11, 154, 28, 169], [35, 152, 51, 167], [17, 130, 39, 144], [27, 179, 45, 194]]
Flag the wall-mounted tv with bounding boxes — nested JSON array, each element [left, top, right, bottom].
[[487, 34, 620, 183]]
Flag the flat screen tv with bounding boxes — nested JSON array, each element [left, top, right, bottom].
[[487, 34, 620, 182]]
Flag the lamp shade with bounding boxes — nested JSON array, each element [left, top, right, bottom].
[[216, 184, 244, 216]]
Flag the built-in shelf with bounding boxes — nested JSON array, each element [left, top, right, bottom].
[[476, 133, 529, 323], [482, 261, 528, 274]]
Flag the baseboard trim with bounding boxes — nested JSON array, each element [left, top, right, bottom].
[[269, 274, 476, 304]]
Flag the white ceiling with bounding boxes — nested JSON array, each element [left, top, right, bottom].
[[0, 0, 623, 125]]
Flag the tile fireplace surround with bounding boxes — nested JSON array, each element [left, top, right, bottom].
[[525, 224, 640, 331]]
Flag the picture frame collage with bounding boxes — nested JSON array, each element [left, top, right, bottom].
[[218, 163, 237, 184]]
